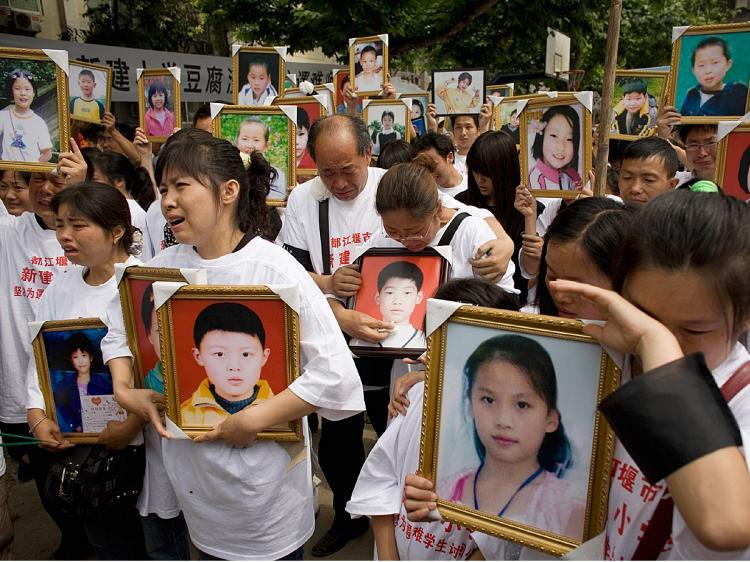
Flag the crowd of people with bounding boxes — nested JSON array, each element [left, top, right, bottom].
[[0, 39, 748, 562]]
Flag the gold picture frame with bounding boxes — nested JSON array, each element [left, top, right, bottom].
[[68, 60, 113, 125], [137, 67, 182, 143], [609, 70, 668, 141], [32, 318, 127, 444], [419, 306, 620, 556], [665, 22, 750, 124], [362, 98, 412, 157], [519, 93, 593, 199], [715, 123, 750, 201], [487, 83, 515, 98], [271, 96, 328, 179], [232, 46, 287, 105], [349, 35, 389, 97], [491, 93, 545, 138], [157, 285, 302, 441], [211, 105, 296, 206], [0, 47, 70, 172]]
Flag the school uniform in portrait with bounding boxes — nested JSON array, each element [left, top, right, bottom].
[[238, 83, 278, 106], [70, 97, 105, 123], [680, 82, 748, 117], [51, 370, 112, 432], [612, 95, 657, 136], [101, 237, 364, 560], [180, 378, 274, 426]]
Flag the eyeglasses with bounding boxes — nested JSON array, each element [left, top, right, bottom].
[[383, 216, 436, 242], [685, 140, 718, 152]]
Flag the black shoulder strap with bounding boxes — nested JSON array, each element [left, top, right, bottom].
[[437, 212, 471, 246], [319, 198, 331, 275]]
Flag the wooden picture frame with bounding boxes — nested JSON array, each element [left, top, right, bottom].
[[519, 93, 593, 199], [271, 96, 327, 180], [232, 46, 287, 105], [487, 83, 514, 98], [715, 122, 750, 201], [491, 94, 544, 141], [347, 248, 450, 358], [349, 35, 388, 97], [419, 305, 620, 555], [137, 67, 181, 143], [432, 69, 485, 117], [665, 22, 750, 123], [211, 104, 296, 206], [157, 285, 302, 441], [32, 318, 126, 444], [68, 60, 112, 125], [0, 47, 70, 172], [609, 70, 668, 141], [362, 98, 412, 157]]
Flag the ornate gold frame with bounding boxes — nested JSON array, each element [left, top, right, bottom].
[[32, 317, 121, 444], [519, 93, 593, 199], [665, 22, 750, 124], [609, 70, 668, 141], [491, 93, 545, 134], [157, 285, 302, 441], [137, 68, 182, 143], [362, 98, 412, 153], [0, 47, 70, 172], [487, 83, 515, 98], [68, 59, 112, 125], [419, 307, 620, 556], [232, 46, 287, 104], [715, 123, 750, 198], [349, 35, 389, 97], [271, 95, 327, 179]]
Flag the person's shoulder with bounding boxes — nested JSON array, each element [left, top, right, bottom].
[[365, 166, 387, 186], [727, 81, 749, 95], [287, 175, 326, 207]]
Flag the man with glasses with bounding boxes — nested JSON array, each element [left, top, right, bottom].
[[657, 105, 719, 183]]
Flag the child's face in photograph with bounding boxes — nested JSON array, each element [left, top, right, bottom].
[[12, 77, 34, 110], [375, 276, 423, 324], [237, 122, 268, 155], [151, 89, 166, 110], [359, 51, 378, 74], [542, 113, 575, 170], [411, 103, 422, 120], [469, 359, 559, 467], [192, 330, 270, 401], [296, 125, 308, 160], [458, 78, 471, 91], [622, 92, 646, 114], [78, 74, 95, 97], [692, 44, 732, 92], [509, 111, 519, 127], [381, 114, 394, 129], [247, 64, 271, 96], [71, 349, 92, 374]]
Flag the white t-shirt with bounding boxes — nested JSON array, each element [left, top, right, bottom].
[[101, 237, 364, 560], [453, 153, 468, 178], [438, 191, 493, 220], [438, 174, 468, 198], [281, 167, 386, 275], [0, 210, 74, 422], [145, 197, 167, 257], [355, 72, 382, 92], [127, 199, 152, 261], [0, 109, 52, 162]]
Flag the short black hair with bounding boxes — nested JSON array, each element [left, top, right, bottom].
[[308, 114, 371, 162], [411, 131, 455, 159], [678, 123, 717, 144], [739, 146, 750, 194], [192, 104, 211, 126], [621, 137, 679, 178], [377, 140, 415, 169], [360, 45, 377, 58], [193, 302, 266, 348], [297, 106, 310, 131], [78, 69, 96, 81], [452, 114, 479, 128], [433, 278, 520, 311], [247, 59, 270, 74], [622, 79, 647, 95], [377, 261, 423, 292], [458, 72, 472, 84], [691, 36, 731, 66], [141, 284, 155, 332]]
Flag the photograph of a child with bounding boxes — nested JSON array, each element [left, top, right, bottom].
[[167, 299, 289, 428], [217, 110, 292, 200], [123, 279, 164, 392], [434, 323, 603, 542], [142, 75, 177, 138], [0, 58, 59, 163], [487, 83, 514, 98], [350, 38, 386, 95], [433, 69, 485, 116], [364, 102, 408, 156], [525, 102, 584, 191], [610, 74, 665, 138], [69, 62, 109, 124], [411, 95, 429, 136], [718, 129, 750, 201], [673, 30, 750, 118], [496, 101, 522, 144], [295, 102, 322, 172], [42, 327, 125, 434], [237, 51, 281, 106]]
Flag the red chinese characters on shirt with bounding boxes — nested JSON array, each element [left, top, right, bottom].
[[13, 255, 67, 301], [330, 231, 372, 268], [393, 515, 471, 559]]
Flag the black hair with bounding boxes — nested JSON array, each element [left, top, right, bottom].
[[308, 115, 371, 163], [78, 69, 96, 82], [115, 122, 135, 142], [238, 117, 269, 142], [411, 131, 455, 159], [147, 79, 170, 110], [739, 146, 750, 194], [457, 72, 472, 84], [155, 128, 272, 239], [246, 59, 270, 75], [141, 284, 155, 333], [452, 114, 479, 128], [297, 106, 310, 131], [193, 302, 266, 348], [62, 331, 104, 372], [463, 334, 572, 476], [616, 190, 750, 338], [51, 182, 136, 256], [377, 261, 423, 292], [360, 45, 377, 59], [433, 278, 520, 311], [678, 123, 717, 144], [0, 169, 31, 185], [192, 104, 212, 127], [412, 99, 424, 117], [621, 137, 679, 178], [535, 198, 635, 316], [462, 131, 522, 238], [381, 110, 395, 123], [622, 79, 647, 95], [377, 139, 415, 169], [531, 105, 581, 171], [6, 68, 37, 100], [91, 151, 155, 211], [691, 36, 731, 66]]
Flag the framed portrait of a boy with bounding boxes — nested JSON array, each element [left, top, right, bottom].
[[271, 96, 327, 181], [156, 284, 302, 441], [419, 303, 620, 555], [609, 70, 668, 140], [232, 45, 287, 106], [715, 122, 750, 202], [347, 248, 450, 358], [31, 318, 127, 444], [665, 22, 750, 123], [210, 103, 296, 206], [519, 93, 593, 199], [362, 99, 412, 157], [0, 47, 69, 171], [432, 69, 485, 117], [137, 67, 181, 143], [349, 35, 388, 97], [69, 60, 112, 125]]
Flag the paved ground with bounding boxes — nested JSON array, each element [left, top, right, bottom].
[[4, 424, 377, 560]]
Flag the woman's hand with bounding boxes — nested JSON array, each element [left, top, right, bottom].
[[514, 185, 536, 218], [520, 232, 543, 260], [470, 239, 510, 282], [114, 386, 169, 438], [330, 264, 362, 297], [404, 473, 438, 522], [194, 411, 257, 448], [388, 370, 425, 418], [101, 111, 116, 131], [57, 138, 87, 184], [97, 414, 146, 450], [426, 103, 439, 133], [656, 105, 681, 140], [133, 127, 153, 160], [28, 410, 72, 452], [381, 73, 396, 99], [478, 98, 493, 132]]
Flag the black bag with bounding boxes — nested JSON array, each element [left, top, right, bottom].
[[43, 445, 145, 517]]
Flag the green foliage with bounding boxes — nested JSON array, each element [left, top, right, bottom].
[[218, 113, 290, 176]]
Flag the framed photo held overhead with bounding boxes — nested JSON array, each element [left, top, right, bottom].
[[137, 67, 181, 143], [419, 303, 620, 555], [0, 47, 70, 171], [362, 98, 412, 157], [432, 68, 485, 116], [31, 318, 127, 444], [609, 70, 668, 140], [271, 95, 328, 181], [156, 284, 302, 441], [490, 94, 545, 143], [715, 121, 750, 202], [409, 92, 430, 136], [349, 35, 389, 97], [347, 248, 450, 358], [487, 83, 514, 98], [232, 45, 288, 106], [68, 60, 112, 125]]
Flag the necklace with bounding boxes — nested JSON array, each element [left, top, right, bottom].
[[473, 463, 544, 517]]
